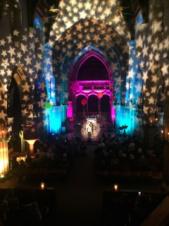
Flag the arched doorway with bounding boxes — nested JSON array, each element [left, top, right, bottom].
[[88, 95, 99, 115], [100, 95, 111, 120], [69, 50, 113, 121], [77, 56, 109, 80], [76, 95, 87, 120]]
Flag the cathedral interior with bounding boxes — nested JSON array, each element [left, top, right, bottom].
[[0, 0, 169, 226]]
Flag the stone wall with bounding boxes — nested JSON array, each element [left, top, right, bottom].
[[136, 0, 169, 125]]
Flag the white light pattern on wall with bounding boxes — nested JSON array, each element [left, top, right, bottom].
[[50, 0, 129, 43], [49, 0, 130, 106], [136, 0, 169, 123]]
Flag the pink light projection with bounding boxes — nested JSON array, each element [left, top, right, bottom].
[[67, 101, 73, 119], [71, 80, 113, 98], [111, 106, 116, 122], [69, 50, 114, 121]]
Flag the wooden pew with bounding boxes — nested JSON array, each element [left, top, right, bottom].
[[141, 196, 169, 226]]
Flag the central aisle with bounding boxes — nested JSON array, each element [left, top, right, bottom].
[[56, 144, 103, 226]]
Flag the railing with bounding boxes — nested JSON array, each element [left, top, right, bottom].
[[70, 80, 113, 96]]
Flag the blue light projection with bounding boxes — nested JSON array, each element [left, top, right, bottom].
[[115, 105, 138, 135], [45, 107, 62, 134], [113, 16, 144, 135], [113, 14, 144, 135], [42, 44, 66, 134], [136, 11, 144, 25], [60, 105, 67, 123], [42, 44, 56, 104], [115, 40, 142, 135], [33, 15, 43, 31]]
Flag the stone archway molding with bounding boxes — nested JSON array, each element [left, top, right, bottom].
[[69, 50, 114, 121], [70, 50, 112, 82]]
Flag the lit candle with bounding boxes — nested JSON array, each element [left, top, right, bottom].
[[40, 182, 45, 190], [138, 191, 142, 196], [113, 184, 118, 191], [19, 130, 25, 152]]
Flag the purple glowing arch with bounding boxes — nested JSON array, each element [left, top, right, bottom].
[[67, 50, 115, 121], [70, 50, 112, 81]]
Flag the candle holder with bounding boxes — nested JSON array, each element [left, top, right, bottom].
[[0, 129, 9, 177], [25, 139, 37, 155]]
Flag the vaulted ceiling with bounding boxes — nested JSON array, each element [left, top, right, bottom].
[[32, 0, 149, 39], [0, 0, 149, 39]]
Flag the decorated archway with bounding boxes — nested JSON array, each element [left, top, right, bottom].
[[69, 50, 113, 121]]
